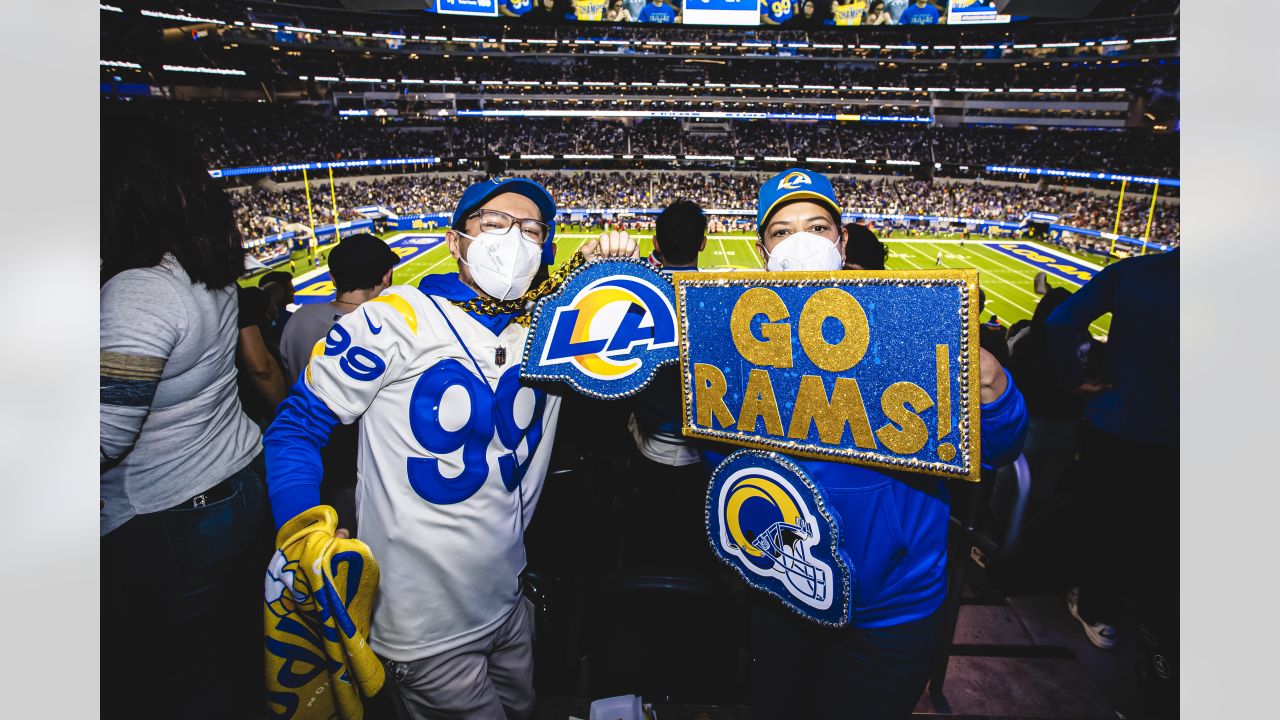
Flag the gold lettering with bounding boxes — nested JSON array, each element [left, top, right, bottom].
[[737, 369, 784, 436], [936, 344, 951, 440], [730, 287, 793, 369], [694, 363, 736, 429], [876, 382, 934, 455], [788, 375, 876, 449], [797, 288, 870, 373]]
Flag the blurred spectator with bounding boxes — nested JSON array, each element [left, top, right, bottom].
[[842, 222, 888, 270], [100, 115, 269, 719], [649, 199, 707, 273], [898, 0, 941, 24], [1046, 249, 1179, 652], [277, 233, 399, 538], [235, 285, 290, 425], [864, 0, 892, 24], [258, 270, 296, 349]]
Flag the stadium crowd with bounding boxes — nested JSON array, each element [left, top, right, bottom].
[[115, 102, 1177, 179], [231, 171, 1179, 246]]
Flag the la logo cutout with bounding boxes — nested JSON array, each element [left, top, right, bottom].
[[522, 258, 679, 399]]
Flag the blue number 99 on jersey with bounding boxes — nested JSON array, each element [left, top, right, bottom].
[[407, 361, 547, 505]]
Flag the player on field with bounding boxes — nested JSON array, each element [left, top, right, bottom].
[[718, 168, 1028, 718], [264, 177, 637, 719]]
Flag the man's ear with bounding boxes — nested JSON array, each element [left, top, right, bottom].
[[446, 229, 464, 260], [382, 268, 394, 287], [699, 235, 708, 252]]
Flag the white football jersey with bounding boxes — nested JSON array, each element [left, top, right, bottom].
[[303, 285, 562, 661]]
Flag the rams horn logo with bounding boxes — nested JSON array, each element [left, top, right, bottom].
[[777, 171, 813, 191], [264, 549, 312, 619], [718, 467, 833, 610], [540, 276, 677, 380]]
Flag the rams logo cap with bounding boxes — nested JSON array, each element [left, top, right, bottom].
[[757, 168, 842, 232]]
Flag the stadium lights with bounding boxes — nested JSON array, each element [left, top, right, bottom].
[[1042, 42, 1080, 48], [99, 4, 123, 12], [401, 79, 424, 84], [685, 155, 736, 161], [1012, 43, 1037, 49], [251, 22, 277, 30], [1100, 39, 1129, 46], [162, 64, 246, 76], [643, 155, 678, 160], [1098, 87, 1128, 92], [313, 76, 339, 82], [101, 60, 142, 69], [140, 9, 225, 24], [1133, 36, 1178, 43], [933, 45, 956, 50], [960, 45, 995, 50], [345, 77, 382, 83], [342, 31, 368, 37], [764, 156, 799, 162], [887, 159, 922, 166], [1038, 88, 1079, 93], [805, 157, 859, 164], [285, 26, 321, 34], [373, 33, 407, 40]]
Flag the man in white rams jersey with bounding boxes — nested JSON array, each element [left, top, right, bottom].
[[264, 177, 637, 719]]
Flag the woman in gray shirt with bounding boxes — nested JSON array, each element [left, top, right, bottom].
[[100, 115, 269, 720]]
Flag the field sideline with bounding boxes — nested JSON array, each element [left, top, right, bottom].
[[246, 229, 1112, 337]]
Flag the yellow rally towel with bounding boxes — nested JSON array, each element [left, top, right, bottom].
[[264, 506, 385, 719]]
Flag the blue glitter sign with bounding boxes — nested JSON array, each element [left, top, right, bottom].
[[707, 449, 854, 626], [675, 270, 982, 481], [521, 259, 680, 399]]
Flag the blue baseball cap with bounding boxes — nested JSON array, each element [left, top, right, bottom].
[[756, 168, 842, 233], [452, 176, 559, 264]]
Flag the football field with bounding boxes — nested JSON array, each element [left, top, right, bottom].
[[251, 229, 1112, 338]]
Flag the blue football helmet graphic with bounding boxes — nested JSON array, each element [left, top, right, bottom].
[[720, 469, 833, 609]]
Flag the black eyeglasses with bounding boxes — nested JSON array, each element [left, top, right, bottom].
[[466, 208, 550, 244]]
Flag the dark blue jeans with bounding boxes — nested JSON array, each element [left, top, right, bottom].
[[749, 594, 941, 720], [101, 456, 272, 720]]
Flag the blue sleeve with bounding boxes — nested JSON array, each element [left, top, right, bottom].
[[1045, 265, 1116, 389], [979, 368, 1029, 470], [263, 377, 340, 530], [638, 5, 651, 21]]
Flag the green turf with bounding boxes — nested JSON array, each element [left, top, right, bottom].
[[247, 227, 1111, 338]]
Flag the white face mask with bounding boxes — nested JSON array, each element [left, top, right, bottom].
[[458, 227, 543, 301], [763, 231, 842, 272]]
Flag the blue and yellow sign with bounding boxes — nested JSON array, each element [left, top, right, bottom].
[[707, 449, 854, 626], [521, 259, 680, 399], [676, 270, 982, 481]]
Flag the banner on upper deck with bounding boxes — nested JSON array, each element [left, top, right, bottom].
[[675, 270, 982, 482], [521, 259, 680, 399]]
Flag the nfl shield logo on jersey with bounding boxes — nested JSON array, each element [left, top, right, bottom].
[[707, 449, 855, 627]]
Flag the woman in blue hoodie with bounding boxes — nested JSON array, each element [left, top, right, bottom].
[[709, 168, 1028, 719]]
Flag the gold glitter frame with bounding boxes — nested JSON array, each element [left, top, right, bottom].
[[673, 269, 983, 483]]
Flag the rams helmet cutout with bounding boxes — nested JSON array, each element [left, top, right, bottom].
[[708, 449, 855, 626]]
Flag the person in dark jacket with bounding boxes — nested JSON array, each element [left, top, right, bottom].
[[711, 168, 1029, 719], [1045, 249, 1178, 652]]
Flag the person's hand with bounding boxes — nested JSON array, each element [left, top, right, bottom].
[[336, 528, 351, 539], [978, 347, 1008, 404], [1075, 381, 1112, 397], [579, 227, 639, 261]]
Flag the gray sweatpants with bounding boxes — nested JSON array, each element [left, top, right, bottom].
[[380, 598, 535, 720]]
